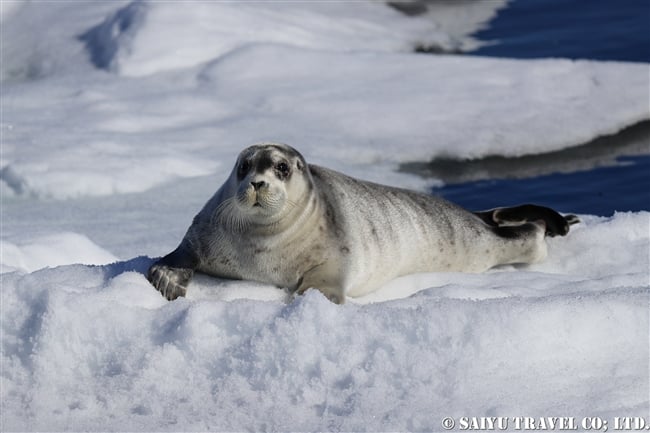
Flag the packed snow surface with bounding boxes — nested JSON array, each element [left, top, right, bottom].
[[1, 1, 649, 431]]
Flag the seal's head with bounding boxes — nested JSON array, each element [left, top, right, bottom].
[[229, 143, 311, 223]]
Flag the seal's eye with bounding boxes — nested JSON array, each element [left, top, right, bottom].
[[275, 162, 290, 179], [238, 160, 251, 177]]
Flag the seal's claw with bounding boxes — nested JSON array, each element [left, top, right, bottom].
[[147, 263, 192, 301]]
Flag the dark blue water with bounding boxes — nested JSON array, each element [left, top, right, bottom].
[[432, 0, 650, 216], [472, 0, 650, 63], [435, 155, 650, 215]]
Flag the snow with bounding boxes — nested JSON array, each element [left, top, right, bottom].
[[1, 1, 649, 431], [2, 2, 648, 200], [79, 1, 454, 77], [2, 214, 649, 430], [0, 232, 117, 274]]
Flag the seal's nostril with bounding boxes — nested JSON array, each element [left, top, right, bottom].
[[251, 181, 266, 191]]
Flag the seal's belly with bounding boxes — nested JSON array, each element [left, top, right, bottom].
[[198, 234, 327, 290], [199, 252, 292, 289]]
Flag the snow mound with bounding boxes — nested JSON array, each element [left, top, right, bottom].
[[0, 232, 117, 274], [2, 2, 648, 199], [198, 44, 650, 163], [79, 0, 453, 76], [1, 213, 648, 431], [0, 1, 129, 81], [3, 42, 647, 199], [0, 151, 217, 199]]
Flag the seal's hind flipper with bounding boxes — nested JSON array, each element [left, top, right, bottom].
[[564, 214, 580, 227], [474, 204, 579, 237]]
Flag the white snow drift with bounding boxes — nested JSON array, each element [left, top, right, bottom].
[[2, 213, 649, 431]]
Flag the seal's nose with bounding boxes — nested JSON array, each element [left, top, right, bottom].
[[251, 181, 267, 191]]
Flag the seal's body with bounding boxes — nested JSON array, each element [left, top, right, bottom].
[[148, 143, 577, 303]]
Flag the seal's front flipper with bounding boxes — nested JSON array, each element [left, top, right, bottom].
[[147, 245, 199, 300], [148, 265, 193, 300], [474, 204, 580, 237]]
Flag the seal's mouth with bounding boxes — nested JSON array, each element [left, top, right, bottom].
[[238, 186, 284, 213]]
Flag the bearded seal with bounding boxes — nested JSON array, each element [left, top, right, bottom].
[[148, 143, 578, 303]]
